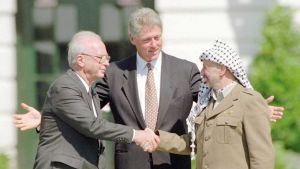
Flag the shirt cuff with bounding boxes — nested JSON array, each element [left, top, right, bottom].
[[132, 129, 136, 142]]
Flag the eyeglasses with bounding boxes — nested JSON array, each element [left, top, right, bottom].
[[80, 53, 111, 63]]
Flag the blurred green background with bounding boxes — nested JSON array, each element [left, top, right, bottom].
[[249, 5, 300, 169]]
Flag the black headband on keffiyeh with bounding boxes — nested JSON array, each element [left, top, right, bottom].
[[186, 39, 253, 159]]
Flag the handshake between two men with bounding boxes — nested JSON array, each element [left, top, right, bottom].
[[133, 128, 159, 153]]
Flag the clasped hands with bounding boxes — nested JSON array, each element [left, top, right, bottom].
[[133, 128, 159, 152]]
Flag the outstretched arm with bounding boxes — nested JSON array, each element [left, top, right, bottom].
[[153, 130, 191, 155], [266, 96, 284, 122], [13, 103, 41, 130]]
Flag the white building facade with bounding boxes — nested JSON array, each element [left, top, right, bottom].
[[157, 0, 300, 70]]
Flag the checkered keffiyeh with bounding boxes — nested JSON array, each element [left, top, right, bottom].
[[186, 39, 253, 159]]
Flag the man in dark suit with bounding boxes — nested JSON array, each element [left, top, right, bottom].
[[32, 31, 159, 169], [93, 8, 200, 169]]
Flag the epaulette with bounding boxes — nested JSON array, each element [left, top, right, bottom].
[[242, 88, 255, 96]]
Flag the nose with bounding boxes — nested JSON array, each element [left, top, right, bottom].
[[102, 60, 109, 68], [150, 38, 158, 47]]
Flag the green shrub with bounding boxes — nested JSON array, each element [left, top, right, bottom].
[[249, 5, 300, 152], [0, 153, 8, 169]]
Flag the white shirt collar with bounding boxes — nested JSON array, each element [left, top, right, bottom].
[[136, 52, 162, 72], [212, 81, 237, 102], [75, 72, 98, 117], [75, 72, 90, 93]]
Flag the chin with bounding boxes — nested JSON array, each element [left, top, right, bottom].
[[149, 55, 159, 61], [96, 73, 105, 79]]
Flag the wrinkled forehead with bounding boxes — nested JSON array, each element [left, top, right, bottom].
[[82, 37, 106, 51]]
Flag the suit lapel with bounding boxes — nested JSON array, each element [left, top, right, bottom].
[[121, 56, 146, 128], [66, 69, 94, 114], [202, 98, 214, 119], [206, 84, 242, 119], [156, 53, 173, 129], [92, 89, 102, 119]]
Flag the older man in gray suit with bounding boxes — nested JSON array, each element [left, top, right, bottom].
[[32, 31, 159, 169]]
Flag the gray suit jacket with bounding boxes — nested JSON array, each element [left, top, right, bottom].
[[34, 70, 133, 169], [95, 52, 201, 169]]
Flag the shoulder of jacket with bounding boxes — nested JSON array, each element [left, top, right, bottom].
[[238, 88, 257, 100], [240, 88, 263, 100], [165, 53, 195, 65], [242, 88, 255, 95]]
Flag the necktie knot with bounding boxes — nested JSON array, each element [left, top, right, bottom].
[[146, 62, 152, 71]]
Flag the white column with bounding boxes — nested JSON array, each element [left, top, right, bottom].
[[0, 0, 17, 168]]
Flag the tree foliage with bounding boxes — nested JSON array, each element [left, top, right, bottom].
[[249, 5, 300, 152], [0, 153, 8, 169]]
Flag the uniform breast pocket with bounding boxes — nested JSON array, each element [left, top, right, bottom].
[[215, 116, 240, 144]]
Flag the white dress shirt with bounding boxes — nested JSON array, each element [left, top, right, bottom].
[[136, 52, 162, 119]]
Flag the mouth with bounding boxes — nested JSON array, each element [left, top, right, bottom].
[[148, 49, 159, 56], [99, 68, 106, 73]]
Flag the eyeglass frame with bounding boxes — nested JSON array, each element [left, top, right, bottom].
[[80, 53, 111, 63]]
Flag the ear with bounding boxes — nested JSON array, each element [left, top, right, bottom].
[[128, 33, 135, 45], [219, 65, 227, 76], [76, 55, 85, 67]]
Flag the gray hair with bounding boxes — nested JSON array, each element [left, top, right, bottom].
[[128, 8, 162, 37], [67, 31, 102, 67]]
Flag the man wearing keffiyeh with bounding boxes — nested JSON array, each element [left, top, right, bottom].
[[155, 39, 274, 169]]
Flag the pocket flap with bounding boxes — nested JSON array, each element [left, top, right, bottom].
[[52, 154, 84, 168], [216, 117, 239, 127]]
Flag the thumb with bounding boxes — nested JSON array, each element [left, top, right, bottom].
[[20, 103, 32, 111], [266, 96, 274, 104]]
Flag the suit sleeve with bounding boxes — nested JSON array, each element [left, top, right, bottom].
[[47, 84, 133, 143], [157, 130, 191, 155], [242, 92, 274, 169], [189, 63, 201, 102]]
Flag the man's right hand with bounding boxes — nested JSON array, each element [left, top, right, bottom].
[[133, 128, 160, 152], [13, 103, 41, 130]]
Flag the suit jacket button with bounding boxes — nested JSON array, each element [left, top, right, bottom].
[[206, 122, 210, 127]]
